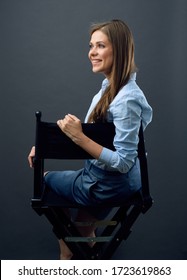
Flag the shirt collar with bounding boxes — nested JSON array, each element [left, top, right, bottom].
[[101, 72, 136, 90], [129, 72, 136, 81]]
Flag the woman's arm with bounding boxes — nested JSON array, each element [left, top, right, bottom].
[[57, 114, 103, 159]]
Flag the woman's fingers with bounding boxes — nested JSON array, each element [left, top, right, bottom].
[[28, 146, 35, 168], [66, 114, 80, 121], [57, 114, 81, 129], [57, 114, 82, 141]]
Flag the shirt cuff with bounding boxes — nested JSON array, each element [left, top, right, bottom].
[[99, 147, 113, 164]]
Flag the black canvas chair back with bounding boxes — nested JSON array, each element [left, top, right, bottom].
[[31, 111, 153, 260]]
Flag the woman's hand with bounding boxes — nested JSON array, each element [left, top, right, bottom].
[[57, 114, 84, 144], [28, 146, 35, 168], [57, 114, 103, 159]]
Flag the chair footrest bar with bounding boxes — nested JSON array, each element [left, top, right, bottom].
[[74, 220, 117, 227], [65, 236, 112, 242]]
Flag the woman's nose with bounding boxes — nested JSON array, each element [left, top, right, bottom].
[[89, 46, 97, 56]]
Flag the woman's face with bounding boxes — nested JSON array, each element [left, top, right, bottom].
[[88, 30, 113, 79]]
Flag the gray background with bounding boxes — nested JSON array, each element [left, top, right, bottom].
[[0, 0, 187, 260]]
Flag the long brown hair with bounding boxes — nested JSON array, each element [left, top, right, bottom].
[[88, 19, 137, 123]]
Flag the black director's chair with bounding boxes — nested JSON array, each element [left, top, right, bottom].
[[31, 111, 153, 260]]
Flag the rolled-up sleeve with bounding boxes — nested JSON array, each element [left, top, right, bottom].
[[99, 92, 149, 173]]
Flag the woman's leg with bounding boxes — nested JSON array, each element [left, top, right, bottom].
[[58, 209, 97, 259], [75, 209, 97, 247], [58, 239, 73, 260], [44, 171, 98, 257]]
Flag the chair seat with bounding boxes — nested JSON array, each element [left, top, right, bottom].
[[32, 187, 152, 210]]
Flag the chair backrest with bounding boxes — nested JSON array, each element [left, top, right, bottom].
[[33, 111, 152, 211], [35, 112, 115, 160]]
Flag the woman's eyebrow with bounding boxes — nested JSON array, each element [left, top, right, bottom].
[[89, 41, 106, 45]]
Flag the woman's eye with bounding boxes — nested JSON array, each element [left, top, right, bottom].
[[98, 44, 105, 48]]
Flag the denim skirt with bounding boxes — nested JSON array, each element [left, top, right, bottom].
[[44, 159, 141, 208]]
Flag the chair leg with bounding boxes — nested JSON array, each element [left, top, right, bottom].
[[41, 205, 142, 260], [43, 207, 96, 259], [100, 206, 142, 259]]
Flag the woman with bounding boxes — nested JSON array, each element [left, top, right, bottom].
[[28, 19, 152, 259]]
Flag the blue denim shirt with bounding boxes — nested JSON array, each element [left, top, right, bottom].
[[84, 73, 153, 173]]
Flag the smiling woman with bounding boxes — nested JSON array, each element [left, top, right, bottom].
[[28, 19, 152, 260]]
